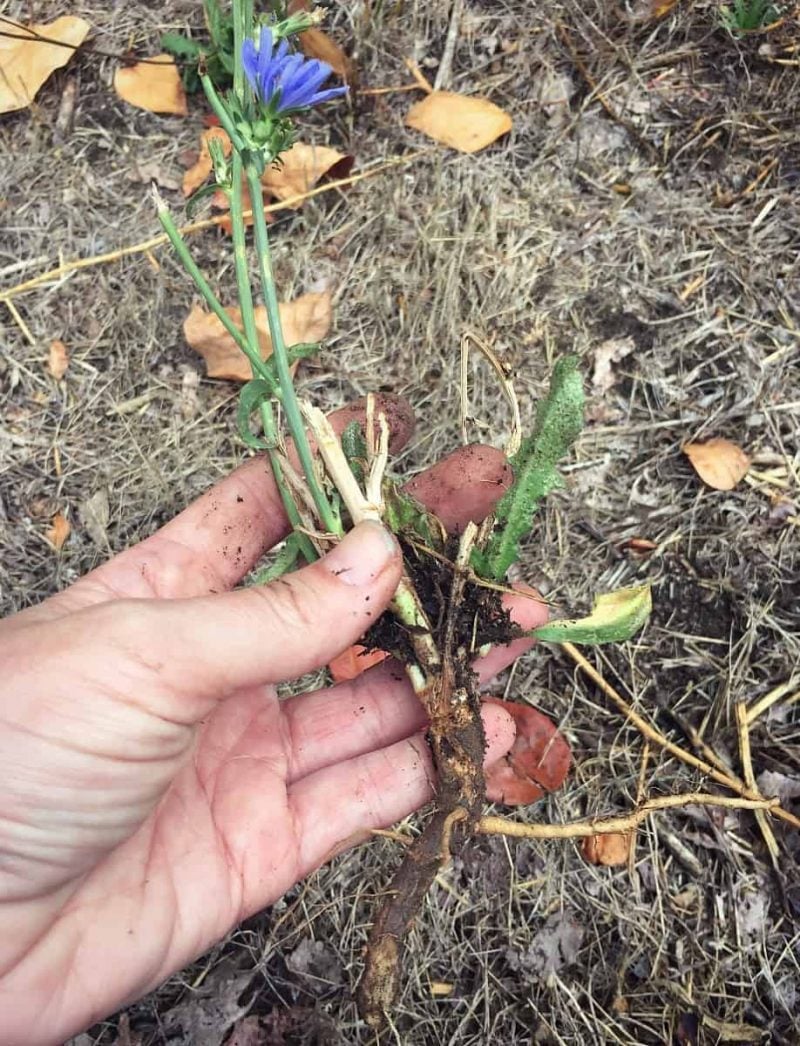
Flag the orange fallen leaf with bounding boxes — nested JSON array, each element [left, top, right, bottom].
[[582, 832, 632, 866], [0, 16, 90, 114], [113, 54, 188, 116], [47, 339, 69, 380], [329, 644, 390, 683], [299, 26, 353, 81], [46, 512, 71, 551], [406, 91, 512, 153], [182, 127, 232, 197], [184, 292, 332, 381], [683, 438, 750, 491], [262, 141, 353, 207], [484, 698, 571, 805]]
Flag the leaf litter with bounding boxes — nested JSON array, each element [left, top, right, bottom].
[[0, 16, 89, 114], [113, 54, 188, 116]]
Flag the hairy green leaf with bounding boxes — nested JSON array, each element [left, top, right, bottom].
[[249, 533, 302, 586], [160, 32, 202, 59], [383, 481, 445, 551], [532, 584, 652, 645], [473, 356, 584, 581], [341, 420, 367, 486], [237, 379, 275, 450]]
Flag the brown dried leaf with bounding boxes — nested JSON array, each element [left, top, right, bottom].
[[46, 512, 70, 550], [298, 27, 353, 81], [113, 54, 187, 116], [406, 91, 512, 153], [184, 292, 332, 381], [47, 338, 69, 380], [591, 336, 635, 394], [582, 832, 632, 866], [262, 142, 353, 207], [183, 127, 232, 197], [0, 16, 90, 114], [683, 438, 750, 491]]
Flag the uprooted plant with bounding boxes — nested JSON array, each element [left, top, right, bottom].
[[156, 0, 655, 1026]]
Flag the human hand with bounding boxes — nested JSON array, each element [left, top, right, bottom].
[[0, 397, 547, 1045]]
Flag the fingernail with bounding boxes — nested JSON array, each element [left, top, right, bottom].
[[324, 521, 398, 586]]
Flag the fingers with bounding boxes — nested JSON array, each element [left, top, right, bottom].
[[286, 700, 517, 880], [281, 586, 549, 783], [404, 444, 512, 533], [16, 395, 414, 624]]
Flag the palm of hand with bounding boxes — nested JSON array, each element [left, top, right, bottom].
[[0, 402, 545, 1045]]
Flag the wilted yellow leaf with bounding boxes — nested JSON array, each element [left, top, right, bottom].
[[534, 585, 652, 645], [0, 16, 90, 114], [262, 141, 353, 207], [683, 438, 750, 490], [406, 91, 512, 153], [46, 512, 71, 551], [582, 833, 632, 866], [184, 292, 332, 381], [113, 54, 187, 116], [47, 339, 69, 380], [182, 127, 232, 197]]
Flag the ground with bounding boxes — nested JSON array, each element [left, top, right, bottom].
[[1, 0, 799, 1043]]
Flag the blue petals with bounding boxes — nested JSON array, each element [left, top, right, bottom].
[[242, 28, 348, 115]]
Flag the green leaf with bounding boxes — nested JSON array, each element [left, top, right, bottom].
[[249, 533, 302, 585], [383, 482, 445, 551], [185, 182, 224, 217], [532, 584, 652, 645], [341, 420, 367, 486], [161, 32, 202, 59], [237, 379, 275, 449], [473, 356, 584, 581]]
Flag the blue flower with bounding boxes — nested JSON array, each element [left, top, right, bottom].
[[242, 27, 348, 114]]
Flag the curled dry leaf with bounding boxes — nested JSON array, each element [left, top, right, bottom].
[[329, 644, 390, 683], [113, 54, 188, 116], [591, 336, 636, 395], [262, 142, 353, 207], [184, 292, 332, 381], [47, 339, 69, 380], [683, 438, 750, 491], [582, 832, 632, 866], [46, 512, 70, 551], [484, 698, 571, 806], [0, 16, 90, 115], [406, 91, 512, 153], [182, 127, 232, 197]]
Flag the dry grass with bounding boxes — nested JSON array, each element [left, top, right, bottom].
[[2, 0, 799, 1042]]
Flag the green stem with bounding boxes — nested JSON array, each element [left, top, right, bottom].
[[200, 74, 247, 153], [244, 160, 341, 536]]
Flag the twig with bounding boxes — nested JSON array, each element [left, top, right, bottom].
[[0, 153, 426, 302], [746, 677, 800, 725], [478, 793, 779, 840], [404, 58, 434, 94], [4, 299, 35, 344], [735, 702, 784, 897], [433, 0, 463, 92], [460, 331, 522, 457], [560, 642, 800, 831]]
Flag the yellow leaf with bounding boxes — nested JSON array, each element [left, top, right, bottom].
[[406, 91, 512, 153], [533, 585, 652, 645], [46, 511, 71, 551], [113, 55, 187, 116], [262, 141, 353, 208], [182, 127, 232, 197], [47, 338, 69, 380], [0, 16, 90, 115], [582, 832, 632, 866], [184, 293, 332, 381], [298, 26, 354, 82], [683, 438, 750, 491]]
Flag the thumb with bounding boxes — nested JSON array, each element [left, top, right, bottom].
[[116, 521, 403, 710]]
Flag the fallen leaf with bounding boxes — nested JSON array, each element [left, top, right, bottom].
[[130, 158, 181, 190], [183, 127, 232, 197], [262, 142, 353, 207], [591, 336, 635, 395], [298, 27, 353, 81], [582, 832, 632, 866], [329, 644, 390, 683], [46, 512, 70, 550], [47, 338, 69, 380], [113, 54, 188, 116], [484, 699, 571, 806], [683, 438, 750, 491], [79, 489, 110, 547], [226, 1017, 266, 1046], [184, 292, 332, 381], [506, 913, 584, 983], [0, 16, 90, 114], [406, 91, 512, 153]]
